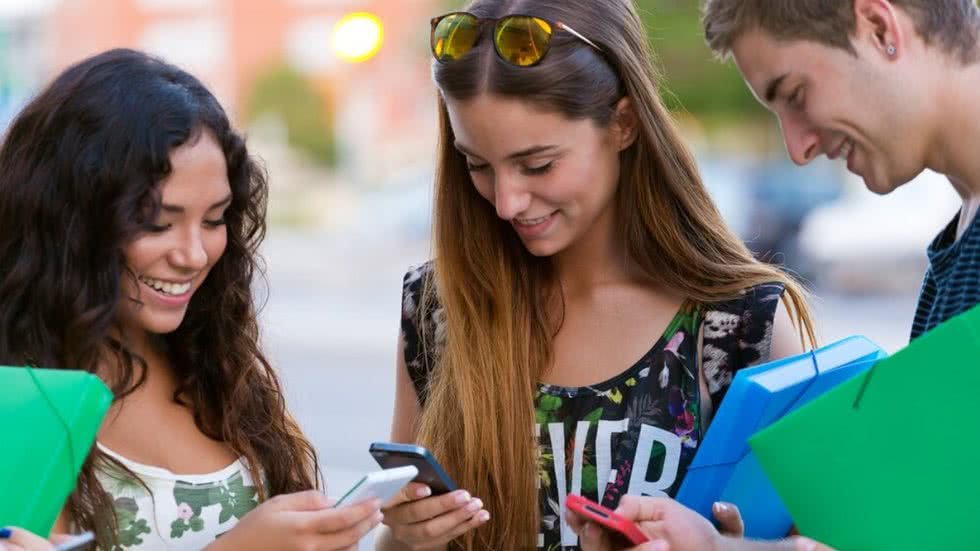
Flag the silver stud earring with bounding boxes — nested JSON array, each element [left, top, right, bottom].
[[886, 44, 897, 56]]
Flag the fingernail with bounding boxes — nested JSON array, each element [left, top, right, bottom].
[[416, 486, 431, 498], [649, 541, 669, 551], [466, 498, 483, 512], [478, 510, 490, 522], [0, 527, 11, 539], [455, 491, 472, 505], [376, 512, 384, 523], [799, 539, 817, 551], [713, 502, 730, 513]]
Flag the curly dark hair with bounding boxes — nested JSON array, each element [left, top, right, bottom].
[[0, 48, 319, 545]]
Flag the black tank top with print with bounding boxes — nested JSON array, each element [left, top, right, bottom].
[[400, 262, 784, 550]]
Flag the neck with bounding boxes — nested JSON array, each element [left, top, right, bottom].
[[550, 207, 633, 293], [957, 196, 980, 237], [926, 58, 980, 201], [99, 326, 173, 393]]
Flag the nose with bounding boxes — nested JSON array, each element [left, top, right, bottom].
[[493, 173, 532, 221], [779, 112, 821, 166], [169, 227, 209, 272]]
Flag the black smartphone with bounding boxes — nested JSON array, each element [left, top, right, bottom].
[[369, 442, 458, 495]]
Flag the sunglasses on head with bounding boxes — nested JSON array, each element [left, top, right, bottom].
[[430, 11, 603, 67]]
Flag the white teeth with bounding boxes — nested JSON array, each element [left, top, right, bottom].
[[839, 140, 853, 159], [515, 214, 551, 225], [139, 276, 191, 296]]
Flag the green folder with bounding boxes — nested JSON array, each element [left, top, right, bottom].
[[749, 305, 980, 550], [1, 366, 112, 535]]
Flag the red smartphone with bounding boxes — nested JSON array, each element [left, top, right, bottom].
[[566, 494, 650, 546]]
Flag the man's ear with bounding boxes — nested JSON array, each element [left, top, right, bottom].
[[853, 0, 905, 60], [612, 96, 639, 151]]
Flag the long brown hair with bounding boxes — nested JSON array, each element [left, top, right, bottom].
[[419, 1, 819, 549], [0, 49, 318, 546]]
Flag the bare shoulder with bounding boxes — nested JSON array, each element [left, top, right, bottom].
[[769, 297, 807, 361]]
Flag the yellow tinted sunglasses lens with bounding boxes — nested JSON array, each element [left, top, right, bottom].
[[432, 13, 480, 61], [495, 16, 552, 67]]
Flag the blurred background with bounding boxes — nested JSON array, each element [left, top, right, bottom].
[[0, 0, 961, 544]]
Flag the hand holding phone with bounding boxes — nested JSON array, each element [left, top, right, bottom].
[[369, 442, 458, 495], [369, 443, 489, 550], [566, 494, 649, 546], [334, 466, 419, 507]]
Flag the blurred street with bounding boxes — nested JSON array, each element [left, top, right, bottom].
[[259, 230, 432, 548], [258, 229, 921, 546]]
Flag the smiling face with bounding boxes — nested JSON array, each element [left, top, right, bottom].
[[119, 130, 231, 336], [732, 27, 932, 195], [445, 93, 634, 257]]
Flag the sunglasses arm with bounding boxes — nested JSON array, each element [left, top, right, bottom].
[[555, 22, 603, 53]]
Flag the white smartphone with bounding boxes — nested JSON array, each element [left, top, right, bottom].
[[53, 532, 95, 551], [335, 465, 419, 507]]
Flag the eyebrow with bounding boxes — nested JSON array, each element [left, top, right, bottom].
[[764, 73, 789, 104], [161, 193, 233, 213], [455, 142, 560, 161]]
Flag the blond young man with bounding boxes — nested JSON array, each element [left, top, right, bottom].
[[707, 0, 980, 341]]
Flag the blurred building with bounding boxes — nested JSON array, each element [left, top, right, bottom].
[[0, 5, 50, 128], [46, 0, 442, 187]]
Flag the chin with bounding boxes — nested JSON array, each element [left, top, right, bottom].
[[521, 239, 564, 258], [862, 180, 893, 196], [139, 313, 187, 335], [865, 161, 924, 195], [862, 171, 903, 196]]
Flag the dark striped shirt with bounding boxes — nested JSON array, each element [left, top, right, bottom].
[[911, 209, 980, 340]]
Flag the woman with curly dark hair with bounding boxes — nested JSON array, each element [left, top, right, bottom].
[[0, 49, 381, 550]]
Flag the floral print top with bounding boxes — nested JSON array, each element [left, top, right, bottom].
[[95, 444, 258, 550], [400, 262, 784, 550]]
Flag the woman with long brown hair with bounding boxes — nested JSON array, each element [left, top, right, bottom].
[[377, 1, 817, 550], [0, 49, 381, 550]]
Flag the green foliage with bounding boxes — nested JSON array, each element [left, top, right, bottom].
[[245, 64, 337, 167], [635, 0, 763, 122]]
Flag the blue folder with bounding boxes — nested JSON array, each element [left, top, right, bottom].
[[675, 336, 887, 538]]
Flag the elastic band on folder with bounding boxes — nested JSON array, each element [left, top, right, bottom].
[[26, 367, 78, 476], [853, 311, 973, 408], [704, 350, 822, 470], [851, 363, 879, 410]]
